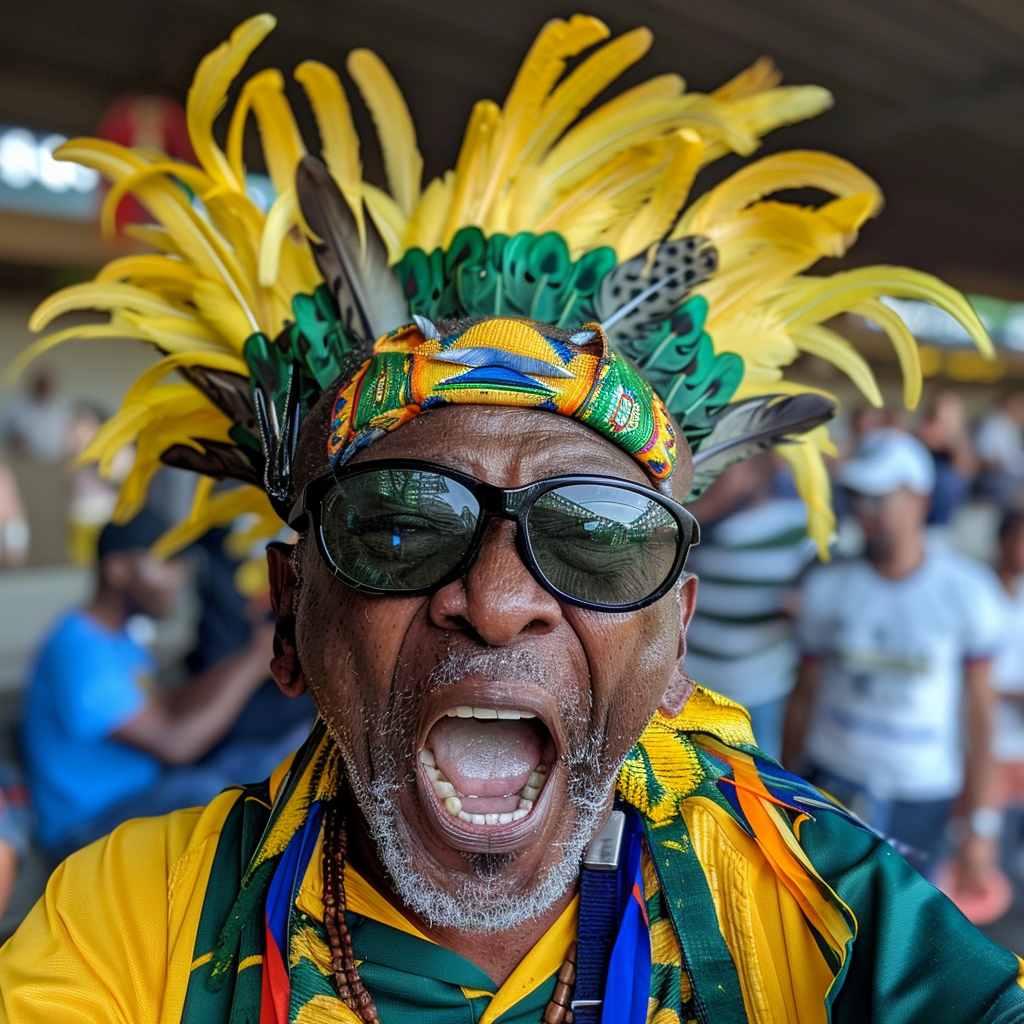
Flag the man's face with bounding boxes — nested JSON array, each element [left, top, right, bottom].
[[851, 485, 928, 561], [105, 549, 187, 619], [274, 405, 697, 931]]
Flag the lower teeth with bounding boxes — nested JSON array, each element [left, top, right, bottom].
[[420, 751, 548, 826]]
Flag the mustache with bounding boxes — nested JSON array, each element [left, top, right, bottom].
[[423, 646, 552, 691]]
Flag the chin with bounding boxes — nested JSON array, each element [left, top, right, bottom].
[[336, 674, 617, 931]]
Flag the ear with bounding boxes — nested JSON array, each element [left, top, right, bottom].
[[658, 574, 699, 718], [267, 541, 307, 697]]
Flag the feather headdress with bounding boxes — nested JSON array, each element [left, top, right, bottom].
[[8, 13, 991, 560]]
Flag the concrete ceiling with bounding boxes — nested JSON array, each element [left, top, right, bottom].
[[1, 0, 1023, 296]]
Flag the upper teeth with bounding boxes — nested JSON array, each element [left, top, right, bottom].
[[445, 706, 536, 720]]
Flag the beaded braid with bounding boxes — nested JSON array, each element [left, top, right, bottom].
[[321, 794, 579, 1022]]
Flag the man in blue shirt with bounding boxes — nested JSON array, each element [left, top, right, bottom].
[[21, 510, 299, 858]]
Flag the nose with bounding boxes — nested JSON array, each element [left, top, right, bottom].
[[428, 519, 562, 645]]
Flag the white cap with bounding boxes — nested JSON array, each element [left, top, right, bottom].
[[838, 428, 935, 497]]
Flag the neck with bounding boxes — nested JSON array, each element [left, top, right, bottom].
[[86, 584, 131, 631], [869, 532, 925, 579], [344, 796, 579, 986]]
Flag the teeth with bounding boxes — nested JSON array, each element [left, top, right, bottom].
[[527, 771, 546, 788], [471, 814, 486, 825], [513, 809, 528, 820], [444, 796, 462, 815], [434, 780, 456, 798], [518, 797, 534, 812], [520, 784, 540, 801], [442, 707, 539, 721], [499, 812, 514, 824], [485, 813, 500, 825], [419, 749, 435, 766]]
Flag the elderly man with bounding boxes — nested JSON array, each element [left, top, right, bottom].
[[1, 14, 1022, 1024]]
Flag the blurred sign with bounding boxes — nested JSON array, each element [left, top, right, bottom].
[[0, 126, 100, 220], [868, 296, 1024, 352]]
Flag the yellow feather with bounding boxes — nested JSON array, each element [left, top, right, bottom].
[[191, 280, 259, 352], [121, 351, 249, 410], [773, 265, 992, 354], [115, 317, 224, 356], [294, 60, 364, 241], [698, 195, 879, 328], [610, 129, 703, 261], [475, 15, 610, 226], [259, 184, 299, 287], [679, 151, 882, 235], [511, 28, 653, 181], [99, 160, 215, 241], [346, 49, 423, 217], [30, 282, 194, 332], [851, 297, 923, 410], [776, 426, 835, 559], [403, 173, 453, 254], [361, 183, 406, 263], [442, 100, 500, 247], [58, 140, 260, 332], [95, 255, 200, 289], [187, 13, 276, 191], [227, 68, 306, 197], [711, 56, 782, 101], [4, 322, 152, 386], [791, 324, 883, 407], [154, 479, 275, 560]]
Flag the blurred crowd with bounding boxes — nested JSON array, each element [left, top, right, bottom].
[[2, 372, 1024, 931], [689, 388, 1024, 926], [0, 370, 315, 926]]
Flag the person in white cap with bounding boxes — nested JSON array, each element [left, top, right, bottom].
[[783, 428, 1005, 891]]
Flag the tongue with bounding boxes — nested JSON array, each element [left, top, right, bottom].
[[427, 717, 543, 797]]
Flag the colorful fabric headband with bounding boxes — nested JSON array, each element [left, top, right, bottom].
[[328, 317, 677, 486]]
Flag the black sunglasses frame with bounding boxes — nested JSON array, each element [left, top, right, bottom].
[[288, 459, 699, 613]]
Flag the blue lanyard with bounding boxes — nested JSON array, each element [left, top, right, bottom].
[[572, 805, 651, 1024]]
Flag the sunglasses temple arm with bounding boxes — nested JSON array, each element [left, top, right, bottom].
[[287, 485, 310, 531]]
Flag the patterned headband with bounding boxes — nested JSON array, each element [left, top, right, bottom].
[[327, 316, 677, 488]]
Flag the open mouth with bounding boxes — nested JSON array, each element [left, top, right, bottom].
[[417, 705, 558, 836]]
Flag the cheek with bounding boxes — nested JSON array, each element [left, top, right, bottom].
[[294, 566, 423, 732], [569, 601, 679, 745]]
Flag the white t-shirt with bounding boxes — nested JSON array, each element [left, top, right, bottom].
[[993, 579, 1024, 762], [797, 548, 1005, 800]]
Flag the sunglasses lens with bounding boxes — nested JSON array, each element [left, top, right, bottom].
[[321, 469, 479, 591], [528, 484, 682, 607]]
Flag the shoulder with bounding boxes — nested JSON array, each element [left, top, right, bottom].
[[0, 789, 246, 1024]]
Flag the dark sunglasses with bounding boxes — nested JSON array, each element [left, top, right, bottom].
[[288, 459, 699, 612]]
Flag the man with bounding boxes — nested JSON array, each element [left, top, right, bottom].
[[684, 453, 815, 760], [783, 429, 1005, 887], [19, 509, 299, 858], [1, 15, 1019, 1024], [976, 393, 1024, 508]]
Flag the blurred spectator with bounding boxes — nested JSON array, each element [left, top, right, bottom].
[[990, 512, 1024, 860], [784, 429, 1003, 889], [975, 394, 1024, 508], [917, 390, 979, 525], [0, 465, 28, 566], [2, 370, 70, 463], [0, 767, 30, 921], [20, 510, 307, 861], [685, 453, 815, 759]]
